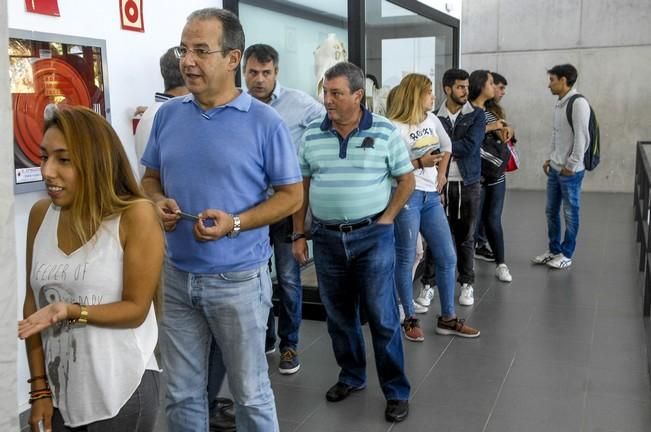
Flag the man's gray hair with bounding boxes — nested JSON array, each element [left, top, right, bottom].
[[186, 8, 245, 54], [160, 47, 184, 92], [324, 62, 365, 94]]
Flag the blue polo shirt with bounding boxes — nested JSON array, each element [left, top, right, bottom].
[[299, 107, 413, 221], [267, 83, 325, 151], [141, 91, 301, 273]]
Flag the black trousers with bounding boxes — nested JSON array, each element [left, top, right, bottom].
[[421, 181, 481, 285]]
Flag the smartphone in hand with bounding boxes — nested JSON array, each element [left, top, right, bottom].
[[177, 211, 200, 221]]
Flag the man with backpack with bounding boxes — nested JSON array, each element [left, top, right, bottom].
[[533, 63, 599, 269]]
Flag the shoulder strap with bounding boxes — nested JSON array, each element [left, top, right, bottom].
[[565, 94, 584, 132]]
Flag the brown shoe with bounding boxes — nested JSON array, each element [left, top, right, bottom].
[[403, 317, 424, 342], [435, 316, 480, 338]]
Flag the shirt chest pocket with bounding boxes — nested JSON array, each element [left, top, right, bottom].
[[349, 146, 386, 170]]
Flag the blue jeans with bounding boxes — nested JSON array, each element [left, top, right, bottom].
[[546, 168, 585, 258], [394, 190, 457, 318], [160, 262, 279, 432], [312, 219, 410, 401], [266, 217, 302, 350], [477, 180, 507, 264]]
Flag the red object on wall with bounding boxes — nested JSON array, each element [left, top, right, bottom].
[[120, 0, 145, 32], [25, 0, 60, 16]]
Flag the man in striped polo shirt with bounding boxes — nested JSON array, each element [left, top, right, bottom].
[[292, 62, 415, 423]]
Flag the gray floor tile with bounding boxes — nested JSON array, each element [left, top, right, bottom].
[[589, 338, 649, 375], [586, 367, 651, 402], [270, 334, 340, 390], [390, 402, 488, 432], [502, 357, 589, 394], [273, 383, 327, 424], [279, 419, 300, 432], [582, 393, 651, 432], [294, 395, 391, 432], [488, 384, 584, 432]]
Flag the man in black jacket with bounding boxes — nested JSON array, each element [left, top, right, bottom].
[[416, 69, 485, 308]]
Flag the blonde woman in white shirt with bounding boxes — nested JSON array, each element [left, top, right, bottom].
[[387, 73, 479, 342], [18, 106, 164, 432]]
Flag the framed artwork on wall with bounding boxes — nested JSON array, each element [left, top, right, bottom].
[[8, 30, 111, 193]]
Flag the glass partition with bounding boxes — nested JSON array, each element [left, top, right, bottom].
[[365, 0, 455, 114]]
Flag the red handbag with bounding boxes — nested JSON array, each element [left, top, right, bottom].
[[505, 139, 519, 172]]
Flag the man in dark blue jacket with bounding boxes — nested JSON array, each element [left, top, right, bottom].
[[418, 68, 485, 308]]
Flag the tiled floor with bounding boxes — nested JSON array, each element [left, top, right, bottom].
[[48, 190, 650, 432], [262, 191, 650, 432]]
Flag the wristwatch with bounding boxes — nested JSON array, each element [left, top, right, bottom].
[[290, 232, 306, 242], [227, 214, 241, 238]]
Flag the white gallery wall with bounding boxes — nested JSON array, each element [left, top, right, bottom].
[[1, 2, 19, 431], [8, 0, 223, 411], [461, 0, 651, 192]]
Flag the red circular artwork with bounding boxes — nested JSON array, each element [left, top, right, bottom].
[[124, 0, 139, 23], [13, 58, 92, 166]]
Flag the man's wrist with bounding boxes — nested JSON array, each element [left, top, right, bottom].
[[290, 232, 306, 242]]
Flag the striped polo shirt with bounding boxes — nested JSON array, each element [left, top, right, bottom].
[[299, 106, 413, 221]]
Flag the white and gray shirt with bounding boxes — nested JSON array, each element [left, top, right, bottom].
[[550, 88, 591, 173]]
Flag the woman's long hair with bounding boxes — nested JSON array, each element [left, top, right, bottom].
[[43, 106, 147, 243], [43, 106, 163, 312], [386, 73, 432, 125], [469, 69, 491, 102], [470, 70, 505, 120]]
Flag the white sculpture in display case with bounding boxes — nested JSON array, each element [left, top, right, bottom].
[[313, 33, 347, 102]]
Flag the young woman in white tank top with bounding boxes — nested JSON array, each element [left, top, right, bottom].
[[18, 107, 164, 431]]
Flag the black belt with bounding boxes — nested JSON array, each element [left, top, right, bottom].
[[322, 213, 382, 232]]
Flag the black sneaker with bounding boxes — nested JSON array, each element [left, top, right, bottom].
[[474, 243, 495, 262], [278, 348, 300, 375]]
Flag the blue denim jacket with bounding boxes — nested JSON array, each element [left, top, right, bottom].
[[436, 101, 486, 186]]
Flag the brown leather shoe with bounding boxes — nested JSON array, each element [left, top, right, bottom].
[[435, 316, 480, 338]]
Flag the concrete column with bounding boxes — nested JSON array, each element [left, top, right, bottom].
[[0, 2, 19, 430]]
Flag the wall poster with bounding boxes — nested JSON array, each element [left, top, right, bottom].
[[8, 30, 110, 193]]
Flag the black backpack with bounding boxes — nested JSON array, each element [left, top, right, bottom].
[[566, 94, 600, 171]]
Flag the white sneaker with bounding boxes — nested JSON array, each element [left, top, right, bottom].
[[495, 264, 513, 282], [546, 254, 572, 269], [398, 304, 405, 323], [532, 251, 558, 265], [415, 285, 435, 307], [458, 283, 474, 306], [413, 301, 428, 314]]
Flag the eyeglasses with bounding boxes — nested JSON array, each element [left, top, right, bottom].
[[174, 46, 231, 59]]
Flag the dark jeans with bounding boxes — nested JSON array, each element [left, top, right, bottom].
[[312, 219, 410, 401], [52, 370, 160, 432], [546, 168, 585, 258], [477, 180, 507, 264], [266, 216, 303, 351], [422, 181, 481, 285]]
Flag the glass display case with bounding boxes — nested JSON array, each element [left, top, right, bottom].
[[224, 0, 459, 318]]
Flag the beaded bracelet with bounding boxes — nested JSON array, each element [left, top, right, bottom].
[[29, 394, 52, 404], [27, 375, 47, 383], [29, 386, 52, 404]]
